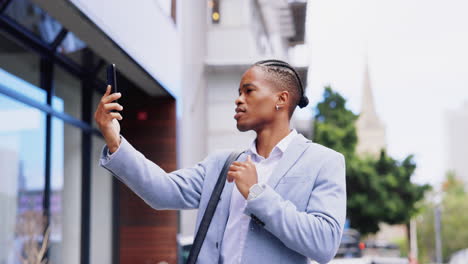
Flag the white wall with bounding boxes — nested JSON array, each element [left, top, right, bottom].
[[206, 0, 271, 64], [206, 70, 256, 153], [176, 0, 299, 238], [69, 0, 182, 98], [446, 102, 468, 184], [177, 0, 209, 237]]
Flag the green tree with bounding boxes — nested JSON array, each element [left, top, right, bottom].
[[313, 86, 430, 234], [417, 172, 468, 263]]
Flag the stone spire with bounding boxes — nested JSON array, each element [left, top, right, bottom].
[[356, 61, 386, 157], [361, 63, 379, 122]]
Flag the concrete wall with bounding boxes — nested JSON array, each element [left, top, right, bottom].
[[177, 0, 209, 237], [206, 69, 256, 153], [446, 102, 468, 184]]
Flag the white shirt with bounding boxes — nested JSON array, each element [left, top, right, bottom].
[[221, 129, 298, 264]]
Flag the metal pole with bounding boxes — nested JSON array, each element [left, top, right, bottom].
[[434, 205, 442, 264], [410, 219, 418, 263]]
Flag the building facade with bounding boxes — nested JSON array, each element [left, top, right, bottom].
[[0, 0, 179, 263], [179, 0, 308, 237], [446, 101, 468, 184], [0, 0, 308, 263]]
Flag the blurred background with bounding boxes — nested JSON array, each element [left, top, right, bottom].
[[0, 0, 466, 264]]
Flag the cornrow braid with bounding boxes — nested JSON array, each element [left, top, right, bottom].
[[254, 59, 309, 109]]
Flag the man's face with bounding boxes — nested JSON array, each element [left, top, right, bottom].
[[234, 66, 278, 132]]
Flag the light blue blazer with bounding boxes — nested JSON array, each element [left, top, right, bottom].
[[99, 133, 346, 264]]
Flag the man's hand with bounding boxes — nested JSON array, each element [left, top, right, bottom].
[[94, 85, 123, 153], [227, 155, 258, 199]]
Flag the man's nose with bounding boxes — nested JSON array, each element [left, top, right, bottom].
[[235, 94, 244, 105]]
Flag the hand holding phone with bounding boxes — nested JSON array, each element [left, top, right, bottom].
[[95, 64, 123, 153]]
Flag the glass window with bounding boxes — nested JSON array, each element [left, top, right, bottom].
[[4, 0, 87, 64], [57, 32, 87, 66], [96, 63, 107, 85], [0, 31, 41, 89], [48, 117, 82, 264], [0, 89, 46, 264], [53, 66, 82, 120], [92, 90, 105, 129], [4, 0, 61, 43], [90, 136, 113, 264]]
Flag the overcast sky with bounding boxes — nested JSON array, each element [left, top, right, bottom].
[[295, 0, 468, 186]]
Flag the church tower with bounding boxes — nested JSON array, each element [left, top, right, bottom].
[[356, 62, 386, 157]]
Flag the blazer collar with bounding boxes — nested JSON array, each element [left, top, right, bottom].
[[266, 133, 311, 189]]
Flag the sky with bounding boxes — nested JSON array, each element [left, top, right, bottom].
[[295, 0, 468, 186]]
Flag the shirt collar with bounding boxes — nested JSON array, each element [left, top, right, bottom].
[[247, 129, 298, 160]]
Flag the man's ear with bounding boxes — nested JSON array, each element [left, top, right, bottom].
[[276, 91, 289, 109]]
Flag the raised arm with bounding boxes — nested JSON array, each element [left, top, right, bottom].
[[99, 136, 223, 210], [94, 84, 223, 210]]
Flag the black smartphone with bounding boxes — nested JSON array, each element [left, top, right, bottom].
[[106, 64, 119, 112]]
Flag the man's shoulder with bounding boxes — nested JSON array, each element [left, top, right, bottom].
[[203, 149, 241, 168], [304, 141, 345, 163]]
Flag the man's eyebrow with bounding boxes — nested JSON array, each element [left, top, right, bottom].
[[238, 83, 257, 94], [242, 83, 255, 88]]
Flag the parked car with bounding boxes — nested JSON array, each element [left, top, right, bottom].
[[335, 229, 363, 258]]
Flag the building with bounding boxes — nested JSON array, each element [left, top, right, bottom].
[[446, 101, 468, 184], [0, 0, 308, 263], [356, 63, 386, 157], [0, 0, 180, 263], [179, 0, 308, 237]]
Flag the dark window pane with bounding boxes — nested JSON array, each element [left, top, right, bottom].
[[53, 66, 82, 120], [4, 0, 87, 62], [0, 31, 41, 89], [4, 0, 61, 43], [57, 32, 87, 65]]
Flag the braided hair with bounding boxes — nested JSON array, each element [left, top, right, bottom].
[[253, 59, 309, 115]]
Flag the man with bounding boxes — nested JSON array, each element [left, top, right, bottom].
[[95, 60, 346, 264]]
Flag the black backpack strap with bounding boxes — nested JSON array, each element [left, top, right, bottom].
[[186, 151, 243, 264]]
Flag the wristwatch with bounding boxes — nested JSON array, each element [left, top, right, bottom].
[[247, 184, 265, 200]]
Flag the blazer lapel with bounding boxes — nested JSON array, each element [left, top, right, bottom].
[[267, 134, 311, 189], [215, 153, 247, 245]]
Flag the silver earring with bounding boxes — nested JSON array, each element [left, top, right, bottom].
[[276, 105, 280, 111]]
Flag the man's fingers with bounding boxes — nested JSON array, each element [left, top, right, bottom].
[[104, 85, 111, 96], [229, 164, 242, 171], [227, 171, 238, 182], [104, 103, 123, 111], [101, 92, 121, 104], [232, 161, 246, 167], [110, 112, 123, 120]]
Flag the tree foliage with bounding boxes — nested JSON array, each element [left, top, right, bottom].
[[313, 86, 430, 234], [417, 172, 468, 263]]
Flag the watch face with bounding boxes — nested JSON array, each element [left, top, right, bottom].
[[250, 184, 263, 196]]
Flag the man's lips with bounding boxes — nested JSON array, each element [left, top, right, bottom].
[[234, 108, 246, 120]]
